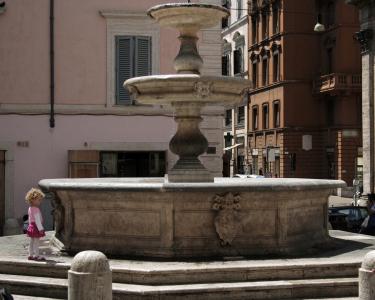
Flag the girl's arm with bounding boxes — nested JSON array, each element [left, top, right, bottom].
[[34, 211, 44, 232]]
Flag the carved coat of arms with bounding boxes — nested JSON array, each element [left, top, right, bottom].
[[212, 193, 241, 246]]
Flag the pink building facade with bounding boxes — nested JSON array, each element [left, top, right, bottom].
[[0, 0, 223, 234]]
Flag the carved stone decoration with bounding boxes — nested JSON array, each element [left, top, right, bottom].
[[212, 192, 241, 246], [50, 193, 64, 236], [194, 81, 212, 98]]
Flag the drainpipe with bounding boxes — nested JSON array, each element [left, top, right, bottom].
[[49, 0, 55, 128]]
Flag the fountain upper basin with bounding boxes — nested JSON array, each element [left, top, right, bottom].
[[124, 74, 250, 105], [147, 3, 229, 31]]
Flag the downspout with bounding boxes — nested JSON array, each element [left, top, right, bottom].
[[49, 0, 55, 128]]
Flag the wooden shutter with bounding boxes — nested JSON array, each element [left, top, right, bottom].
[[116, 36, 133, 105], [68, 150, 100, 178], [135, 36, 151, 77], [0, 151, 4, 236], [116, 36, 151, 105]]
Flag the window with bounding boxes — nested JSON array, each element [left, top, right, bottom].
[[252, 106, 259, 130], [222, 54, 230, 75], [262, 104, 269, 129], [251, 17, 258, 44], [222, 0, 230, 28], [237, 0, 242, 19], [273, 101, 280, 128], [101, 11, 160, 108], [233, 48, 243, 75], [326, 1, 335, 28], [261, 12, 268, 39], [237, 106, 245, 126], [262, 57, 268, 86], [272, 1, 280, 34], [327, 48, 333, 74], [225, 109, 232, 127], [116, 36, 151, 105], [252, 61, 258, 88], [273, 52, 279, 82]]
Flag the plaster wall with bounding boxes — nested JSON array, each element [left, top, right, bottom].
[[0, 0, 225, 230]]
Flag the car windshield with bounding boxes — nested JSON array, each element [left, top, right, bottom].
[[332, 207, 368, 220]]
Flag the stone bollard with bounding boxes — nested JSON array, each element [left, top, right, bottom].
[[68, 251, 112, 300], [359, 250, 375, 300]]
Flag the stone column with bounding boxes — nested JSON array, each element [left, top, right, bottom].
[[68, 251, 112, 300], [358, 250, 375, 299], [347, 0, 375, 193]]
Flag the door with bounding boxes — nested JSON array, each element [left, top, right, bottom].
[[68, 150, 100, 178], [0, 151, 5, 236]]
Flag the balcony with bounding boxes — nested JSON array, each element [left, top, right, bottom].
[[313, 73, 361, 95]]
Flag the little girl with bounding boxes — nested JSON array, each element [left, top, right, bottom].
[[25, 188, 46, 261]]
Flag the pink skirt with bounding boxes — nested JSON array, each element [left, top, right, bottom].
[[26, 222, 45, 238]]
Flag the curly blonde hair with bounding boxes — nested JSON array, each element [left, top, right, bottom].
[[25, 188, 45, 204]]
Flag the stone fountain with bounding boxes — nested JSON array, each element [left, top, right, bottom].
[[39, 2, 345, 258]]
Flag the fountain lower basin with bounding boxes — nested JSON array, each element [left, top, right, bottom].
[[40, 177, 345, 258]]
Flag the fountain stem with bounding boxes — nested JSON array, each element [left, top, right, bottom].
[[168, 102, 212, 182], [174, 35, 203, 74]]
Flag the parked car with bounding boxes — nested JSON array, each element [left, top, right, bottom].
[[328, 206, 368, 233]]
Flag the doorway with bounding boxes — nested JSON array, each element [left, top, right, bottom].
[[100, 151, 166, 177]]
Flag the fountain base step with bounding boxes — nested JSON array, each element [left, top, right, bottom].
[[1, 230, 373, 299]]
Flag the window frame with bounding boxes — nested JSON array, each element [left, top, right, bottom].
[[115, 35, 152, 105], [100, 11, 160, 107], [237, 106, 245, 126]]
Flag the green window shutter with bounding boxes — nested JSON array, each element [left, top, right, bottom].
[[135, 36, 151, 77], [116, 36, 133, 105], [116, 36, 151, 105]]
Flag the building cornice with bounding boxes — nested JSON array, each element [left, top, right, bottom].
[[346, 0, 374, 8], [0, 104, 224, 116], [221, 16, 248, 36]]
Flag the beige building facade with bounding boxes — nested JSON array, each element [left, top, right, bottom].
[[0, 0, 224, 234]]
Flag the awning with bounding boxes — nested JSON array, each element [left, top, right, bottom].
[[223, 143, 243, 151]]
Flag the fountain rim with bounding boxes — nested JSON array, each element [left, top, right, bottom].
[[39, 178, 346, 192], [124, 74, 251, 85], [147, 3, 230, 19]]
